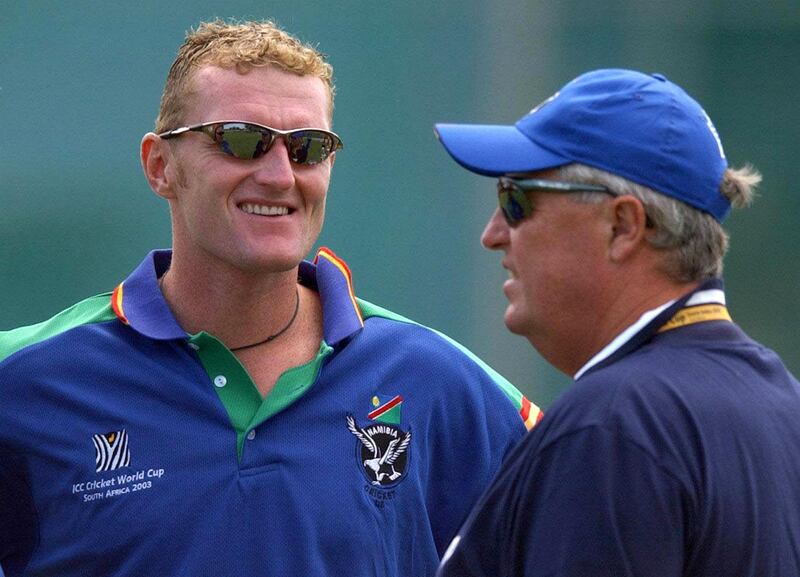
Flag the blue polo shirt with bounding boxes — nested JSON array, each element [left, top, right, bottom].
[[438, 279, 800, 577], [0, 248, 538, 577]]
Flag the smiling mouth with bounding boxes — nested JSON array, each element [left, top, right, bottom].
[[239, 203, 291, 216]]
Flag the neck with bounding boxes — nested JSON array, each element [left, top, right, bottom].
[[543, 274, 700, 376], [159, 253, 303, 347], [229, 287, 301, 351]]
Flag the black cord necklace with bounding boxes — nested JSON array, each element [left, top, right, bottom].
[[230, 288, 300, 352]]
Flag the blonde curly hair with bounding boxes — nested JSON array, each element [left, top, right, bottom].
[[155, 19, 335, 133]]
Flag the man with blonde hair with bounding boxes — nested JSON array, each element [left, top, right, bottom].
[[0, 20, 539, 577], [434, 69, 800, 576]]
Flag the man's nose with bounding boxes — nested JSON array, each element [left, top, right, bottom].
[[481, 208, 510, 250], [252, 137, 295, 189]]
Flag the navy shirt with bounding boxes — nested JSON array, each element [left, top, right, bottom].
[[438, 279, 800, 577]]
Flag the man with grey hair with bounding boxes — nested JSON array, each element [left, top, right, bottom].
[[433, 68, 800, 576]]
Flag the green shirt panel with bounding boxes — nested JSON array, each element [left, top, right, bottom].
[[0, 293, 116, 362], [189, 332, 333, 458]]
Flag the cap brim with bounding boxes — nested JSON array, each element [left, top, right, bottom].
[[434, 123, 568, 177]]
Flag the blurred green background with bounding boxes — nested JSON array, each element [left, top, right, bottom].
[[2, 1, 799, 409]]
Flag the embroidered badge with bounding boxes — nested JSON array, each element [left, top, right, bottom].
[[347, 415, 411, 487], [93, 429, 131, 472], [368, 394, 403, 424]]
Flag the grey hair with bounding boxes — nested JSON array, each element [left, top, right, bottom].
[[555, 163, 761, 283]]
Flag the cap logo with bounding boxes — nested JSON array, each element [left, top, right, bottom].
[[528, 91, 560, 115], [701, 108, 726, 160]]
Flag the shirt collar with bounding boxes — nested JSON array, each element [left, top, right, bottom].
[[111, 247, 364, 346], [303, 246, 365, 345], [574, 278, 726, 380]]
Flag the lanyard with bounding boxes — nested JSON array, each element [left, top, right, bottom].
[[575, 286, 729, 380], [658, 304, 731, 334]]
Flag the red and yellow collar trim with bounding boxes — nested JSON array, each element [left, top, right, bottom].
[[314, 246, 364, 327], [111, 283, 129, 325]]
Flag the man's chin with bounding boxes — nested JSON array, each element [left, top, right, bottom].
[[233, 251, 304, 275], [502, 307, 528, 336]]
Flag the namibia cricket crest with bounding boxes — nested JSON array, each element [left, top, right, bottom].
[[347, 414, 411, 487]]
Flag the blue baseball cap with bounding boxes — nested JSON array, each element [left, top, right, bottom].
[[434, 69, 731, 221]]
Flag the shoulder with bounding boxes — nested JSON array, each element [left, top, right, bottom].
[[532, 342, 724, 472], [355, 298, 538, 429], [0, 293, 116, 365], [564, 340, 704, 417], [357, 297, 506, 380]]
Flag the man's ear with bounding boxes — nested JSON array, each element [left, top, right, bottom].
[[141, 133, 176, 200], [608, 196, 649, 262]]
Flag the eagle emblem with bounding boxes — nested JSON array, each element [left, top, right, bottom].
[[347, 415, 411, 486]]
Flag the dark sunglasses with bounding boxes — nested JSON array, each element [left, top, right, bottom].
[[497, 177, 612, 226], [158, 121, 343, 165]]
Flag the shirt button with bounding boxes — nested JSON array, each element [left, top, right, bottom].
[[247, 430, 256, 441], [189, 343, 200, 351], [213, 375, 227, 388]]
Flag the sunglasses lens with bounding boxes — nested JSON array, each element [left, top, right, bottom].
[[286, 130, 338, 165], [499, 186, 532, 226], [214, 124, 268, 160], [201, 123, 340, 164]]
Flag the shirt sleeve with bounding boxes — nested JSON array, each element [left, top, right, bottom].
[[438, 425, 688, 577]]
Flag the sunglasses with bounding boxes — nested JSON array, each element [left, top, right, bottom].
[[497, 177, 612, 226], [158, 121, 343, 165]]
